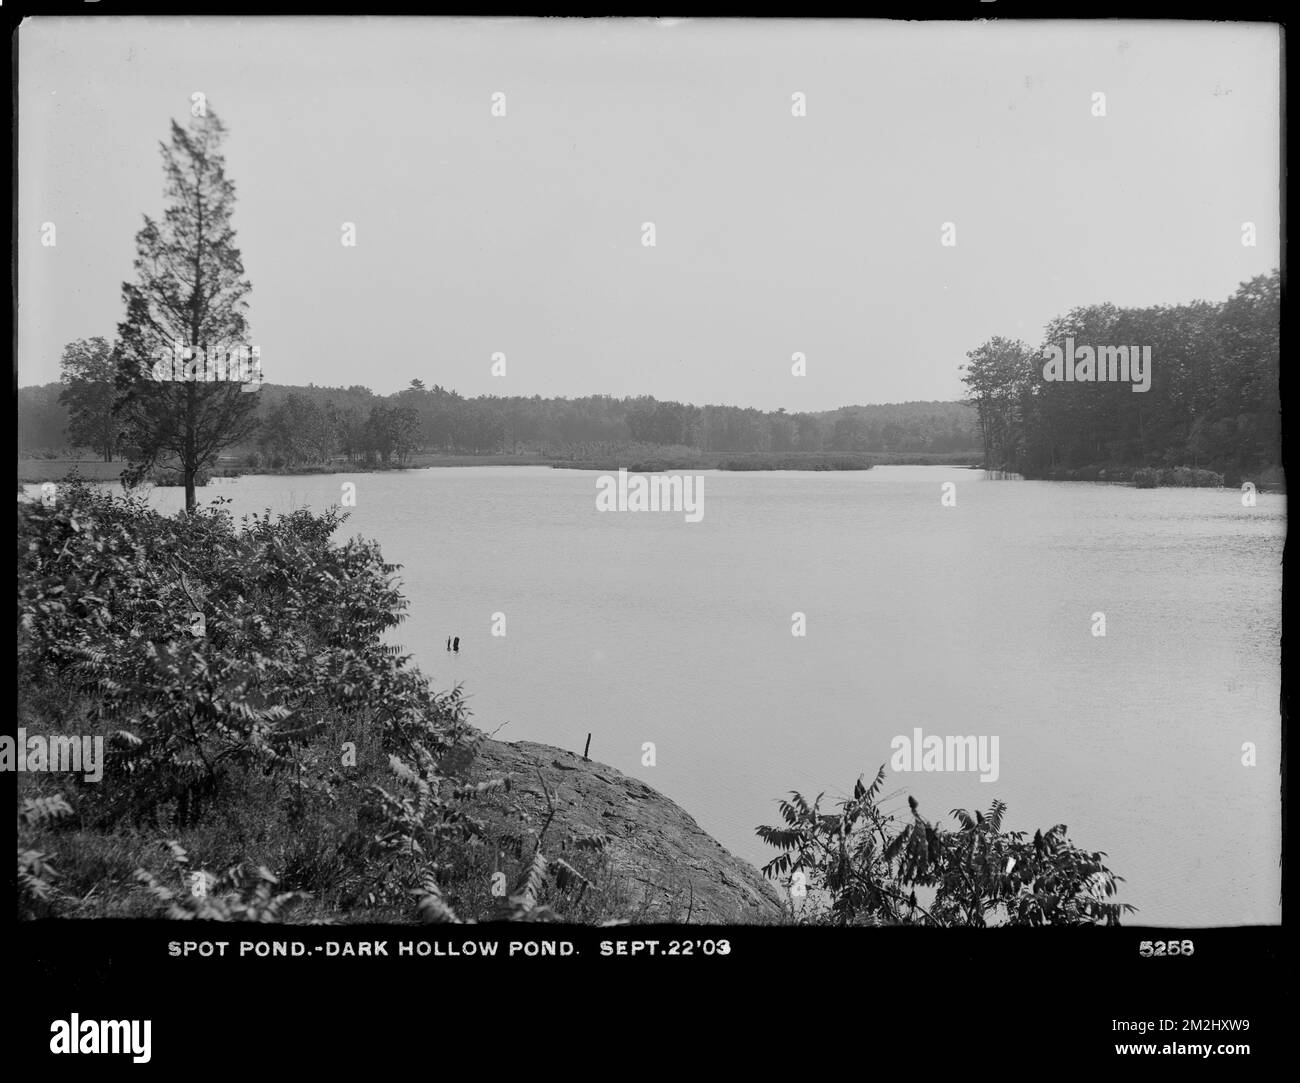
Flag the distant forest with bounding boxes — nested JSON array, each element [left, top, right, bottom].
[[17, 382, 981, 468], [961, 271, 1281, 481], [20, 269, 1279, 479]]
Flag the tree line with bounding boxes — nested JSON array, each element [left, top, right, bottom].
[[960, 271, 1280, 481], [29, 358, 983, 469]]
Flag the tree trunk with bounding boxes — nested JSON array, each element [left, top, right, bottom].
[[184, 382, 198, 513]]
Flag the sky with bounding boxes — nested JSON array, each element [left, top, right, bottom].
[[17, 17, 1281, 410]]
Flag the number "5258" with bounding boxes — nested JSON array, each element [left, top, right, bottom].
[[1139, 940, 1195, 957]]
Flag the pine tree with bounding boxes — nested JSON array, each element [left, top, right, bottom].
[[115, 107, 260, 511]]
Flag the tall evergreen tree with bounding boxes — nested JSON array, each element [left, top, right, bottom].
[[115, 108, 260, 511]]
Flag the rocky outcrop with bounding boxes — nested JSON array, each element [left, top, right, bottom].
[[467, 739, 783, 923]]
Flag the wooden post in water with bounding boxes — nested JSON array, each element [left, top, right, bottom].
[[583, 733, 591, 761]]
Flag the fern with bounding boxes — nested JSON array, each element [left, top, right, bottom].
[[17, 794, 75, 918], [520, 850, 548, 912], [134, 844, 309, 921], [19, 794, 74, 828], [415, 875, 460, 924]]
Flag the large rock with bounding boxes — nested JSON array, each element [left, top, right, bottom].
[[466, 739, 783, 924]]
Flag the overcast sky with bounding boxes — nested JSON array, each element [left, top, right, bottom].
[[17, 17, 1280, 410]]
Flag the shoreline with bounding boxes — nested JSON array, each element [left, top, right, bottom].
[[19, 456, 1283, 494], [17, 451, 982, 484]]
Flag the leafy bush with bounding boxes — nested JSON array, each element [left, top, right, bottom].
[[758, 767, 1134, 926], [16, 481, 498, 921]]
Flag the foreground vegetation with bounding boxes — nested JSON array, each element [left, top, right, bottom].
[[17, 481, 623, 923], [758, 769, 1134, 926]]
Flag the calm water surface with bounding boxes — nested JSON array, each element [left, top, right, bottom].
[[54, 465, 1283, 925]]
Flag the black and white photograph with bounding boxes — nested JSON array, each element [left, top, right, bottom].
[[10, 8, 1286, 1064]]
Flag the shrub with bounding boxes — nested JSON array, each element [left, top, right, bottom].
[[17, 481, 498, 921], [758, 767, 1134, 926]]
